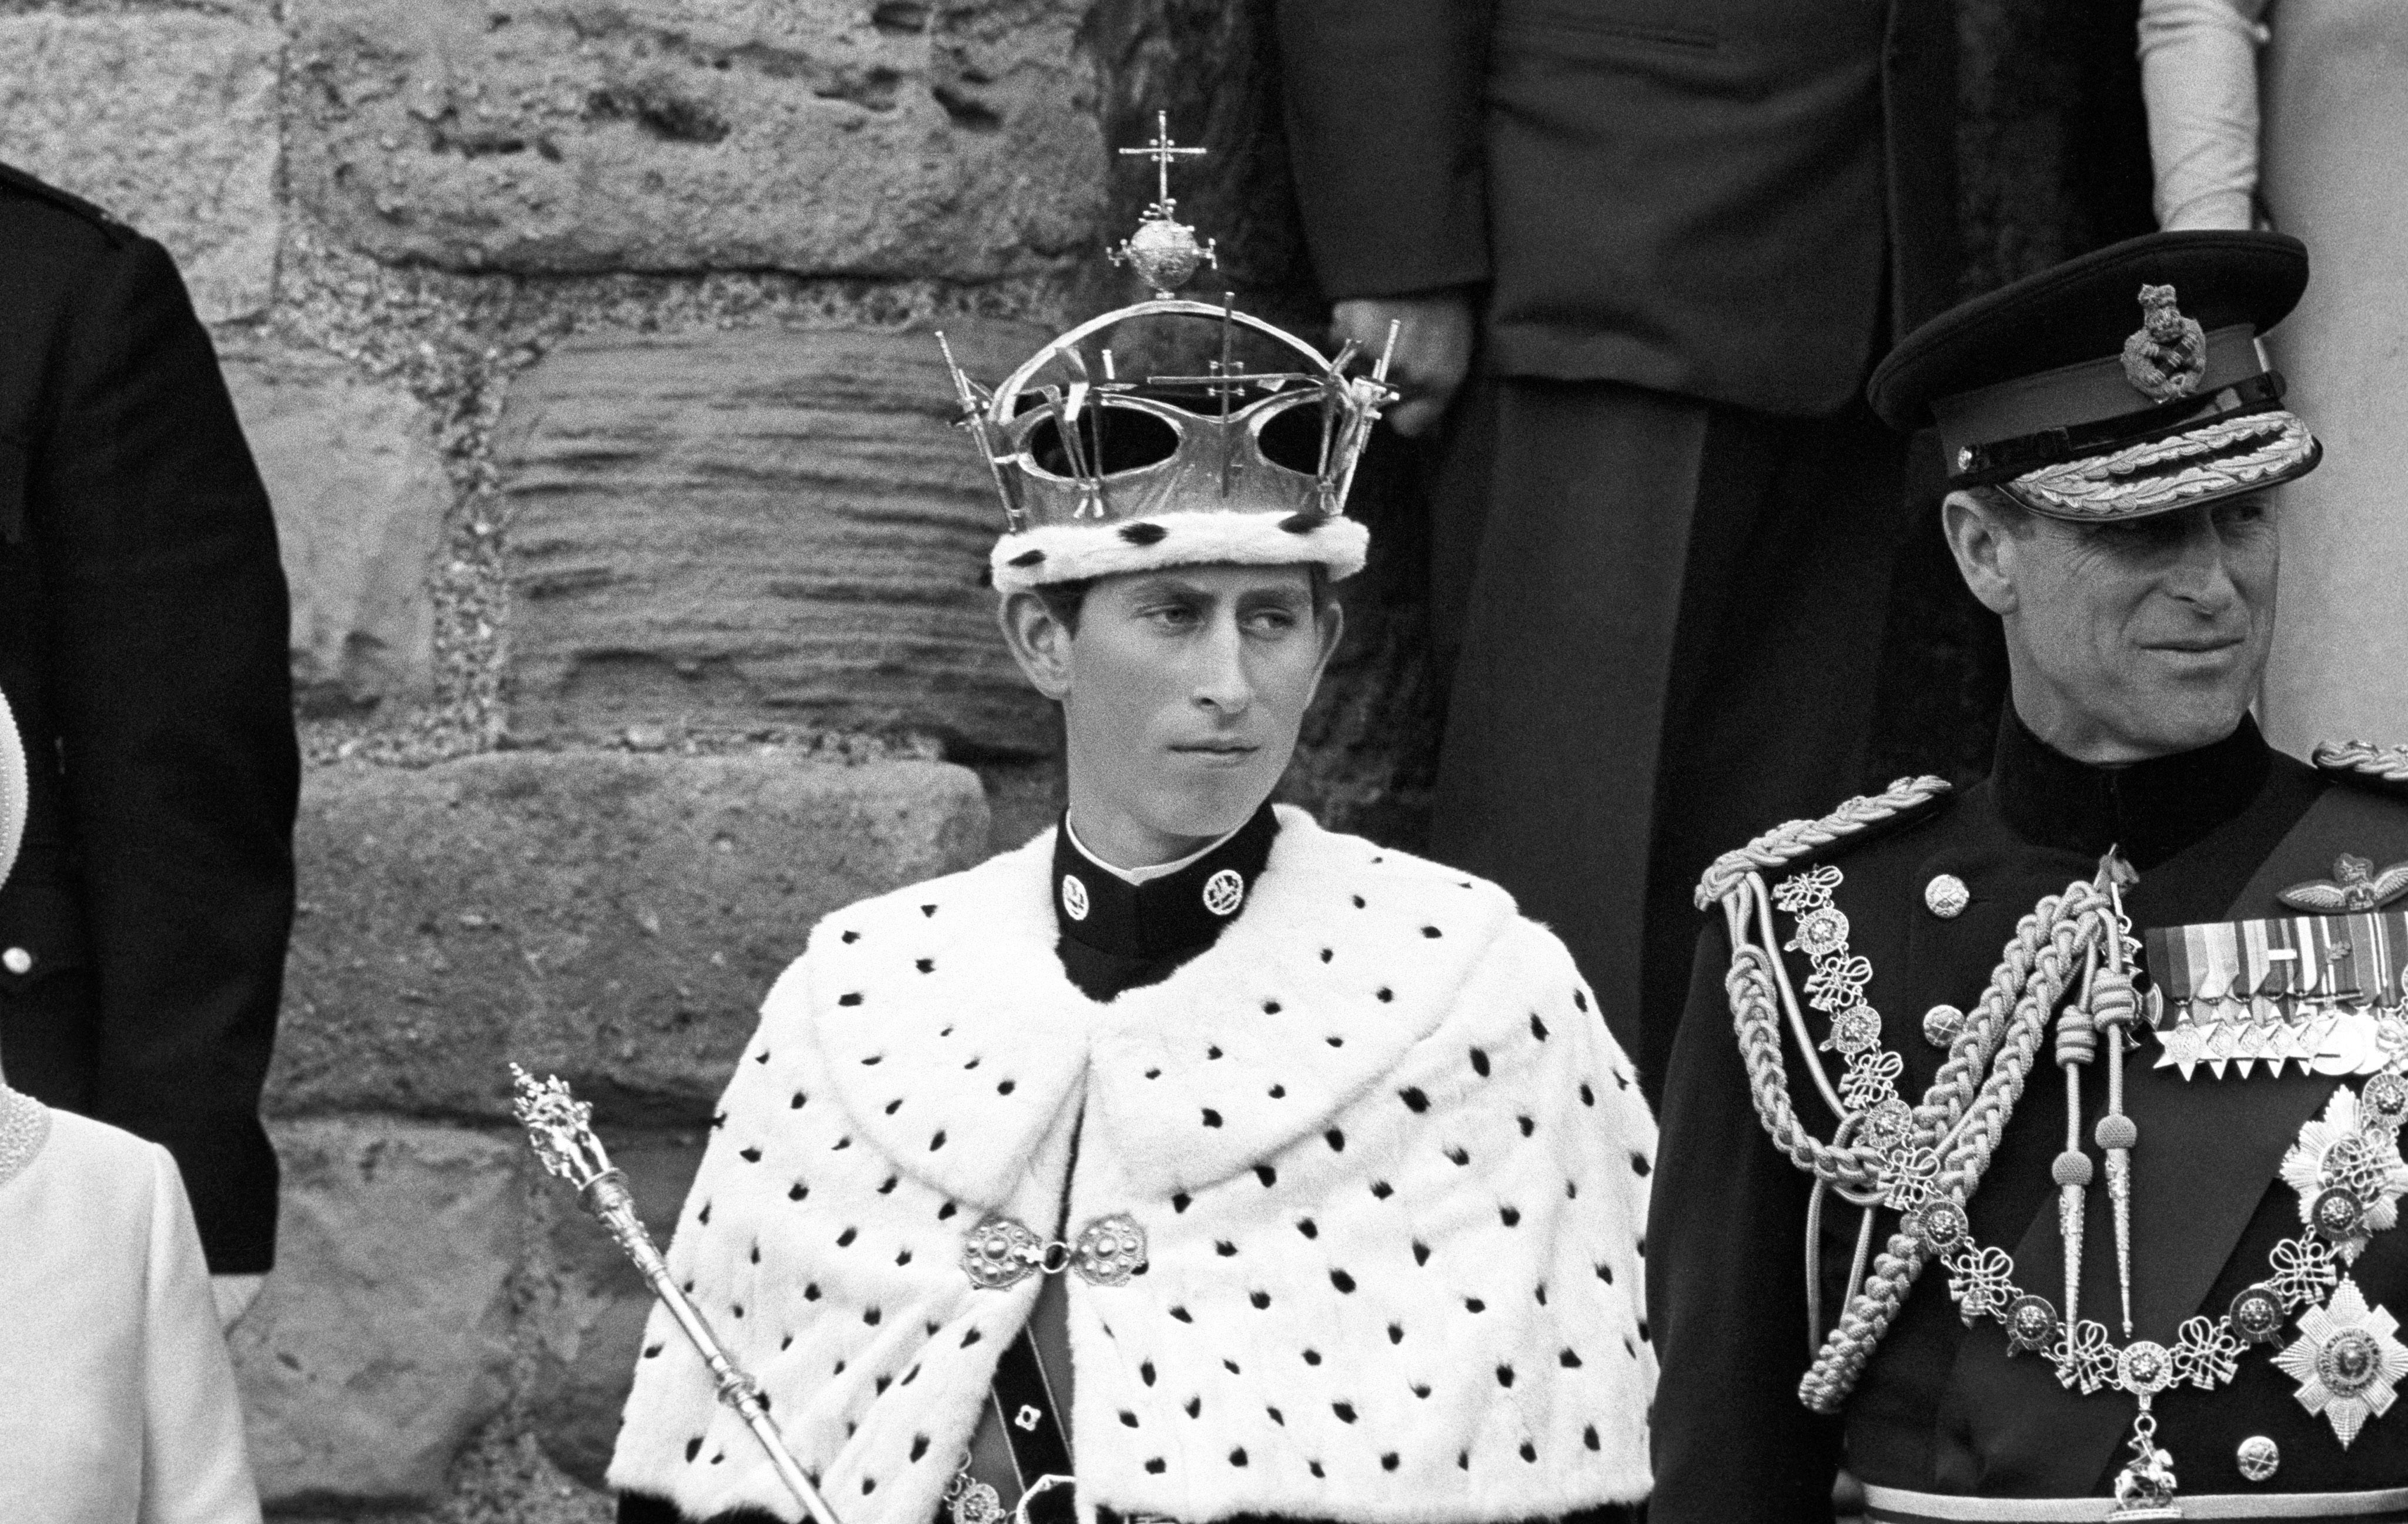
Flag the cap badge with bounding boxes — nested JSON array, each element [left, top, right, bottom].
[[1061, 873, 1091, 922], [2121, 283, 2209, 403], [2279, 853, 2408, 915], [1203, 867, 1245, 917]]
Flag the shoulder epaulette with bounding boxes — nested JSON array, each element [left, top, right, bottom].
[[1693, 775, 1953, 910], [2312, 739, 2408, 796], [0, 160, 132, 244]]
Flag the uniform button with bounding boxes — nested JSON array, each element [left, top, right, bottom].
[[1, 947, 32, 975], [2235, 1435, 2278, 1482], [1924, 874, 1971, 919], [1923, 1003, 1967, 1050]]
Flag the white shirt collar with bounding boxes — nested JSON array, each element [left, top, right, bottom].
[[1063, 816, 1246, 886]]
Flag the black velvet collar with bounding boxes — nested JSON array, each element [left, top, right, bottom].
[[1051, 803, 1280, 962], [1991, 704, 2272, 869]]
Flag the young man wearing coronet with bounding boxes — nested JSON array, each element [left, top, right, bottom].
[[610, 122, 1656, 1524]]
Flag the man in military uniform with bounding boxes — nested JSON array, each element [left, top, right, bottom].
[[0, 161, 299, 1322], [1651, 230, 2408, 1519]]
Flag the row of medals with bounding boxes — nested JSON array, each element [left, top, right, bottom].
[[1774, 866, 2408, 1510]]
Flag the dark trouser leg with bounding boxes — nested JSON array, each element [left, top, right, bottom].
[[1637, 404, 1905, 1100], [1430, 380, 1711, 1067], [1430, 381, 1903, 1100]]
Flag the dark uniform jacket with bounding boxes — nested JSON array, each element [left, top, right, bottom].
[[1652, 711, 2408, 1518], [1272, 0, 1961, 415], [0, 162, 298, 1275]]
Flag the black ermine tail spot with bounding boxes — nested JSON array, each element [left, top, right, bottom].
[[911, 1435, 929, 1462], [1584, 1425, 1601, 1451], [1412, 1240, 1430, 1265], [1400, 1087, 1429, 1114], [1277, 511, 1327, 534], [1009, 548, 1045, 567], [686, 1437, 703, 1462], [1119, 521, 1169, 545]]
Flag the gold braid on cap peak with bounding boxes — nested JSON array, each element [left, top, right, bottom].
[[938, 113, 1400, 594]]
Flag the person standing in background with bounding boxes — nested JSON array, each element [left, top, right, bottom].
[[0, 160, 300, 1325], [2138, 0, 2408, 749], [1272, 1, 1963, 1101]]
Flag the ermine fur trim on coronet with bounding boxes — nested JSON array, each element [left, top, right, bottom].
[[989, 510, 1369, 594], [608, 808, 1658, 1524]]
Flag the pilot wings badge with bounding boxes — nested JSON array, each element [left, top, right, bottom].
[[2282, 854, 2408, 915]]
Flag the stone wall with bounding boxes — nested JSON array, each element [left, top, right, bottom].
[[0, 0, 2146, 1516]]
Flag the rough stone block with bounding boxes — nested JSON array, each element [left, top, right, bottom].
[[220, 338, 448, 715], [498, 321, 1056, 755], [526, 1128, 711, 1488], [284, 0, 1105, 279], [0, 10, 281, 321], [267, 752, 991, 1123], [231, 1118, 523, 1509]]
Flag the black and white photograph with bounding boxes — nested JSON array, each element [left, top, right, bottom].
[[1, 2, 2402, 1522]]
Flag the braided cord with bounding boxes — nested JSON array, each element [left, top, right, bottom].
[[1797, 882, 2112, 1411], [1704, 784, 2121, 1412], [2313, 737, 2408, 783], [1694, 776, 1952, 911]]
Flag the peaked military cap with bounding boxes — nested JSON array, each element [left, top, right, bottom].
[[1868, 230, 2320, 521]]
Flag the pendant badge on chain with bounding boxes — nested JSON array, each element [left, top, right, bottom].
[[948, 1466, 1006, 1524]]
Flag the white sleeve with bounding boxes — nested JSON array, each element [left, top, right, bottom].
[[2137, 0, 2272, 230], [139, 1145, 265, 1524]]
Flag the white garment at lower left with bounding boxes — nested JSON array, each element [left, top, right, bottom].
[[0, 1101, 263, 1524]]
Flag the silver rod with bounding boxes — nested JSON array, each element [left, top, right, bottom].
[[513, 1067, 843, 1524]]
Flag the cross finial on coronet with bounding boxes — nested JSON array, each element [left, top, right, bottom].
[[1111, 109, 1217, 297], [1118, 109, 1207, 217]]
